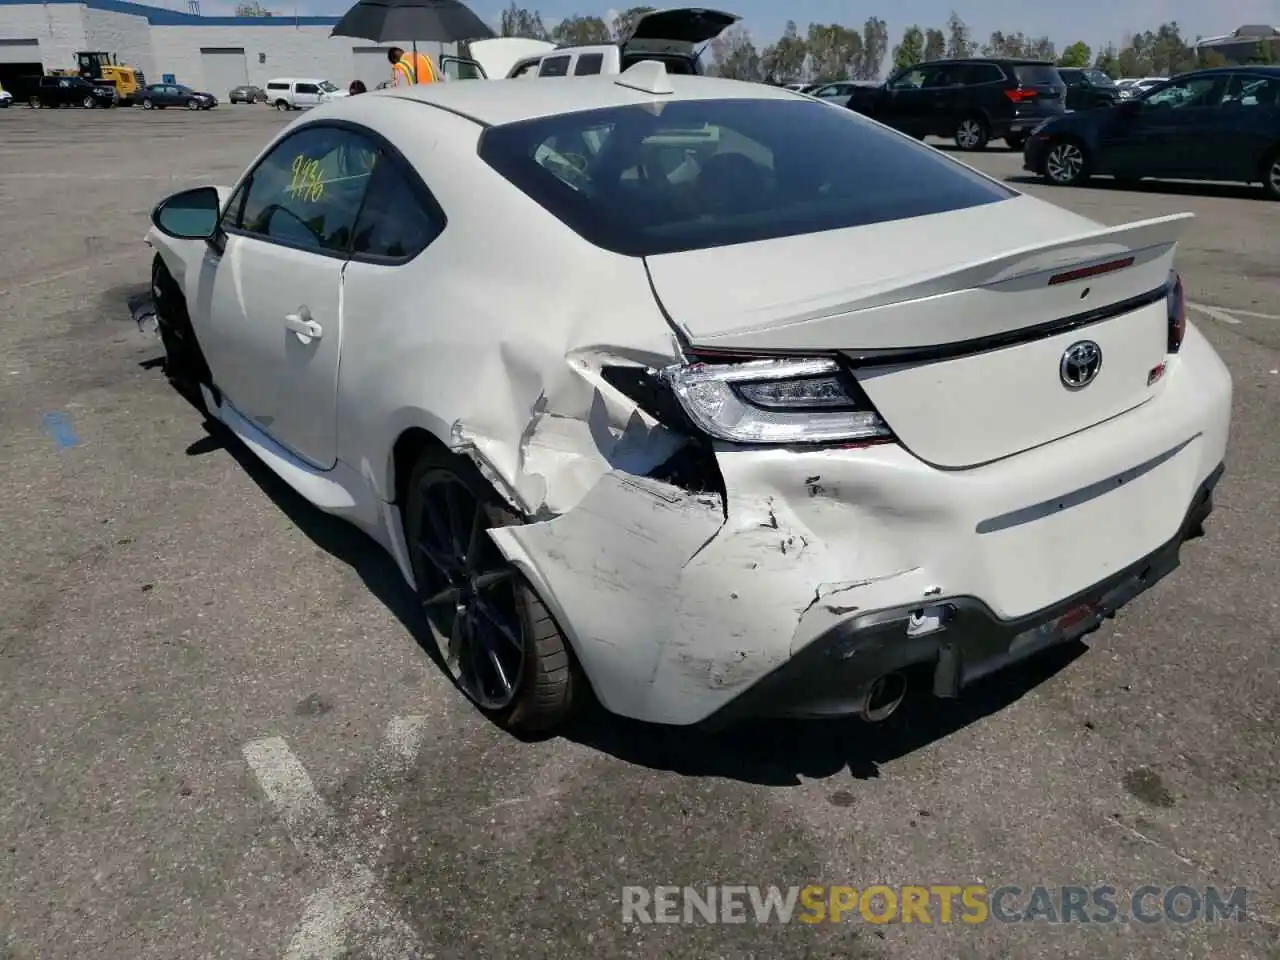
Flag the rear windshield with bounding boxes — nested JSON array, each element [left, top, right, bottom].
[[1012, 64, 1062, 86], [478, 98, 1014, 257]]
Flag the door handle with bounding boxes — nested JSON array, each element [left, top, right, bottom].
[[284, 311, 322, 340]]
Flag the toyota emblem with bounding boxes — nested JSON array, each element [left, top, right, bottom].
[[1060, 340, 1102, 389]]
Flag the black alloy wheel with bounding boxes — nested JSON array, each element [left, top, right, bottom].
[[404, 450, 577, 732]]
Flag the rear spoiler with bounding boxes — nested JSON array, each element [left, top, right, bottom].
[[808, 212, 1194, 316]]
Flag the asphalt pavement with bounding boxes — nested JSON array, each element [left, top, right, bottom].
[[0, 107, 1277, 960]]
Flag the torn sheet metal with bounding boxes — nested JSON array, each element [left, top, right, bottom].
[[489, 451, 932, 726]]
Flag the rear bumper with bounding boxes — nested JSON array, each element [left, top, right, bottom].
[[698, 462, 1221, 729]]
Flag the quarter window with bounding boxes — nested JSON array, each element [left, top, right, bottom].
[[964, 63, 1004, 85], [351, 159, 443, 260], [230, 125, 379, 254], [1221, 74, 1280, 107]]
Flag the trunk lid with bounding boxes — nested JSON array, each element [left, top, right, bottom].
[[628, 8, 740, 44], [644, 198, 1191, 468]]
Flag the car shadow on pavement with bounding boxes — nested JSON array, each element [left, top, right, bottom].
[[182, 413, 445, 671], [560, 643, 1087, 786], [1004, 174, 1263, 201], [174, 398, 1087, 788]]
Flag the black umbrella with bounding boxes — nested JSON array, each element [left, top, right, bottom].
[[331, 0, 495, 82]]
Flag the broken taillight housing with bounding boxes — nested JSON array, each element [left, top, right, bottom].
[[661, 356, 893, 445], [1166, 270, 1185, 353]]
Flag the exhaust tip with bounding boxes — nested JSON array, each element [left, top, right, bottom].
[[859, 672, 907, 723]]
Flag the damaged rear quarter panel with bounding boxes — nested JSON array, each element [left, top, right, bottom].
[[492, 444, 932, 726]]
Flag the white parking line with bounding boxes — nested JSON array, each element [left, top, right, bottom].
[[243, 717, 430, 960], [1187, 301, 1242, 324]]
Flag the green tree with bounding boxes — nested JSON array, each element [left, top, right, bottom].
[[923, 27, 945, 62], [1026, 36, 1055, 61], [857, 17, 889, 79], [500, 3, 550, 40], [760, 20, 808, 82], [944, 11, 972, 58], [1197, 47, 1230, 68], [1093, 43, 1120, 76], [610, 6, 655, 41], [551, 14, 610, 45], [892, 25, 925, 71], [234, 1, 272, 14], [1247, 39, 1275, 63], [806, 23, 862, 82], [1058, 41, 1091, 67], [710, 25, 761, 80]]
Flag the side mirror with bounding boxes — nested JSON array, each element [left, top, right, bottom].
[[151, 186, 220, 240]]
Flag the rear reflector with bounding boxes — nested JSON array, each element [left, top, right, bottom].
[[1047, 256, 1135, 285], [1167, 272, 1185, 352]]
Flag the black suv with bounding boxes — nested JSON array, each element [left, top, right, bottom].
[[845, 58, 1066, 150], [1058, 67, 1121, 110], [22, 75, 118, 109]]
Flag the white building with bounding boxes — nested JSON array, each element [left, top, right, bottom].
[[0, 0, 461, 96]]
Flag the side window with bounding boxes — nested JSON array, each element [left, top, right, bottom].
[[927, 64, 965, 87], [964, 64, 1004, 85], [296, 83, 319, 95], [231, 125, 379, 254], [887, 68, 927, 90], [573, 53, 604, 76], [350, 160, 443, 260], [1143, 75, 1224, 110], [1222, 74, 1280, 108], [538, 56, 571, 77], [509, 59, 540, 78]]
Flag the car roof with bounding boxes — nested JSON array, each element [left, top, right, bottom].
[[374, 72, 803, 127]]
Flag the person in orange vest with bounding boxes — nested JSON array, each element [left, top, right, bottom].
[[387, 46, 438, 86]]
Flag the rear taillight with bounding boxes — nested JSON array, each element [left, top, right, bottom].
[[1167, 271, 1185, 353], [1004, 88, 1038, 102]]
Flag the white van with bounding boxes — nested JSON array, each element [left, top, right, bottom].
[[264, 77, 348, 110], [504, 7, 739, 79]]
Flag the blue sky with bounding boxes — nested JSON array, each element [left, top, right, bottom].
[[171, 0, 1274, 55]]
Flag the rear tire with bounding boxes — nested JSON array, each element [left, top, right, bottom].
[[954, 115, 989, 151], [1042, 138, 1090, 186], [403, 448, 579, 733], [28, 96, 40, 108], [152, 256, 212, 413], [82, 95, 96, 109], [1262, 147, 1280, 201], [274, 99, 289, 111], [142, 98, 154, 110]]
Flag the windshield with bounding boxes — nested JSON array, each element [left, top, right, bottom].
[[479, 98, 1013, 257], [319, 80, 339, 92]]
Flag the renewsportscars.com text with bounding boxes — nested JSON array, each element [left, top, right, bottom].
[[621, 884, 1249, 925]]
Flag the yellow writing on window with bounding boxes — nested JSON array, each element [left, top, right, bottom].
[[287, 155, 326, 202]]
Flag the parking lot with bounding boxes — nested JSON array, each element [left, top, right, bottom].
[[0, 105, 1277, 959]]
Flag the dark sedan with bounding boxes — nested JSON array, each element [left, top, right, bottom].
[[138, 83, 218, 110], [1024, 66, 1280, 199], [229, 84, 266, 104]]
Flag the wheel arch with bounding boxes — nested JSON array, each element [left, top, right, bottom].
[[1256, 140, 1280, 183]]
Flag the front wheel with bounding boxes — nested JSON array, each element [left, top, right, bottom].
[[82, 95, 96, 109], [1262, 148, 1280, 201], [954, 115, 989, 151], [152, 256, 212, 412], [1043, 139, 1090, 186], [404, 449, 579, 733], [187, 98, 199, 110]]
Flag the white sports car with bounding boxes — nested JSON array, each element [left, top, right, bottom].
[[145, 62, 1232, 733]]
